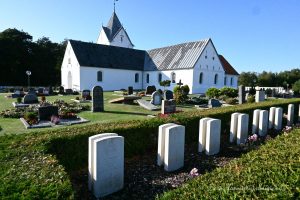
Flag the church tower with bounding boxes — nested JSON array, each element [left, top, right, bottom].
[[97, 12, 134, 49]]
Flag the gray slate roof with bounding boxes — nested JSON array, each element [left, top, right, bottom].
[[69, 40, 145, 71], [144, 39, 209, 71], [105, 12, 122, 41]]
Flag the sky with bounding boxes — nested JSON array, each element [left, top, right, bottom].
[[1, 0, 300, 73]]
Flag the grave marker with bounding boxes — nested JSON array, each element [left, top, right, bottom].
[[145, 86, 156, 95], [150, 91, 162, 105], [237, 114, 249, 144], [164, 90, 173, 100], [252, 109, 261, 134], [23, 94, 38, 104], [157, 123, 175, 166], [199, 118, 221, 155], [287, 104, 294, 126], [274, 107, 283, 131], [161, 100, 176, 114], [269, 107, 276, 129], [38, 106, 59, 121], [238, 85, 245, 104], [258, 110, 268, 136], [128, 86, 133, 95], [230, 113, 240, 143], [92, 86, 104, 112], [255, 91, 265, 102]]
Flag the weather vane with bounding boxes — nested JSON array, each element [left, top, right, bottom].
[[114, 0, 119, 12]]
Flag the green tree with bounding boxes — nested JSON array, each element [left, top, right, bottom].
[[238, 72, 258, 86], [292, 80, 300, 95], [206, 87, 220, 99]]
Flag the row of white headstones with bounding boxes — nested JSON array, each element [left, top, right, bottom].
[[88, 104, 297, 198]]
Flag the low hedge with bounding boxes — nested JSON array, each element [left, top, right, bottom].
[[159, 127, 300, 199], [0, 99, 300, 198]]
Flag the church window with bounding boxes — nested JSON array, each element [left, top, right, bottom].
[[213, 56, 215, 60], [214, 74, 218, 84], [224, 77, 227, 85], [135, 73, 139, 83], [230, 77, 234, 86], [171, 72, 176, 83], [158, 73, 162, 83], [120, 35, 124, 42], [146, 73, 150, 83], [205, 56, 207, 59], [97, 71, 103, 82], [199, 72, 203, 84]]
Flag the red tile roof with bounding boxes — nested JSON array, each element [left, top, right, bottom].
[[219, 55, 239, 75]]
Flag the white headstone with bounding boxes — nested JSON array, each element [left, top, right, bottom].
[[287, 104, 294, 126], [88, 133, 118, 191], [237, 114, 249, 144], [164, 125, 185, 172], [157, 123, 175, 166], [92, 136, 124, 198], [274, 107, 283, 131], [205, 119, 221, 155], [258, 110, 268, 136], [252, 109, 261, 134], [255, 91, 265, 102], [199, 118, 212, 152], [230, 113, 240, 143], [269, 107, 276, 129]]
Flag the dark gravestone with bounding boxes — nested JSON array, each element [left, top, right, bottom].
[[65, 89, 73, 95], [145, 85, 156, 95], [161, 100, 176, 114], [28, 88, 36, 95], [128, 86, 133, 95], [92, 86, 104, 112], [238, 85, 245, 104], [208, 99, 222, 108], [38, 87, 44, 94], [164, 90, 173, 100], [59, 86, 64, 94], [82, 90, 91, 100], [38, 106, 59, 121], [23, 94, 38, 104]]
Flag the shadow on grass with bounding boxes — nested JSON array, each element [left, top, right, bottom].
[[103, 110, 151, 116]]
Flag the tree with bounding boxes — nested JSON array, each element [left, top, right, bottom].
[[159, 80, 171, 91], [238, 72, 258, 86], [292, 80, 300, 95], [206, 88, 220, 99]]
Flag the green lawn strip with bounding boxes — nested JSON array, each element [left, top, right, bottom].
[[159, 128, 300, 200], [0, 98, 299, 198]]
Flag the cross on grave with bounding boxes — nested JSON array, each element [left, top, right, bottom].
[[177, 80, 183, 87]]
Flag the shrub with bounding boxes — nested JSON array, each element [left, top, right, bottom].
[[225, 97, 238, 105], [173, 85, 189, 104], [41, 96, 46, 102], [220, 87, 238, 98], [218, 95, 228, 101], [248, 87, 256, 95], [206, 87, 220, 98], [16, 97, 22, 103], [160, 80, 171, 91], [24, 112, 38, 125], [181, 85, 190, 95], [292, 80, 300, 95], [0, 125, 2, 131], [247, 95, 255, 103]]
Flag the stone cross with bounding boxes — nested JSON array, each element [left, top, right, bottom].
[[176, 79, 183, 87], [92, 86, 104, 112]]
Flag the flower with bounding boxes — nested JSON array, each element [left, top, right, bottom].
[[189, 168, 199, 177], [248, 134, 258, 142]]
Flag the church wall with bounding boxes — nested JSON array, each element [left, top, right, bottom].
[[110, 29, 133, 48], [61, 42, 81, 91], [224, 74, 239, 88], [80, 67, 143, 91], [192, 40, 226, 94]]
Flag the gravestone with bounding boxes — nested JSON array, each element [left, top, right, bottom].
[[82, 90, 91, 100], [208, 99, 222, 108], [274, 107, 283, 131], [137, 99, 159, 111], [128, 86, 133, 95], [58, 86, 64, 94], [12, 90, 25, 98], [199, 118, 221, 155], [157, 123, 185, 172], [252, 109, 261, 134], [238, 85, 245, 104], [230, 113, 240, 143], [237, 114, 249, 144], [92, 135, 124, 198], [287, 104, 294, 126], [88, 133, 118, 191], [28, 88, 36, 95], [43, 88, 49, 95], [23, 94, 38, 104], [258, 110, 268, 136], [164, 90, 173, 100], [145, 85, 156, 95], [38, 87, 44, 94], [269, 107, 276, 129], [161, 100, 176, 114], [255, 91, 265, 102], [38, 106, 59, 121], [65, 89, 73, 95], [150, 91, 162, 105], [92, 86, 104, 112], [49, 86, 53, 95]]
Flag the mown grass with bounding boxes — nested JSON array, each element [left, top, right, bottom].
[[0, 98, 299, 199], [159, 128, 300, 200]]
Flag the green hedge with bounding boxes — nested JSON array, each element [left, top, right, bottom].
[[159, 127, 300, 199], [0, 99, 300, 198]]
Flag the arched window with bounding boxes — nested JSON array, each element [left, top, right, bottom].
[[97, 71, 103, 82], [171, 72, 176, 83], [224, 76, 227, 85], [230, 77, 233, 86], [214, 74, 218, 84], [146, 73, 150, 83], [158, 73, 162, 83], [199, 72, 203, 84], [135, 73, 139, 83]]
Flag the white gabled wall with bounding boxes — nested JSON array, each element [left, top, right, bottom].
[[96, 29, 110, 45], [110, 28, 133, 49], [80, 67, 143, 91], [61, 41, 81, 91], [192, 40, 226, 94]]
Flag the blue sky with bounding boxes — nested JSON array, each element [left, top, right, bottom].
[[1, 0, 299, 73]]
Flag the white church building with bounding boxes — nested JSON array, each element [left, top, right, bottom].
[[61, 12, 239, 94]]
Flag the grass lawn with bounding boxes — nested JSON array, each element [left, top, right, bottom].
[[0, 92, 197, 135]]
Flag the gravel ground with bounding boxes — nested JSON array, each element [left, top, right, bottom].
[[71, 144, 248, 200]]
